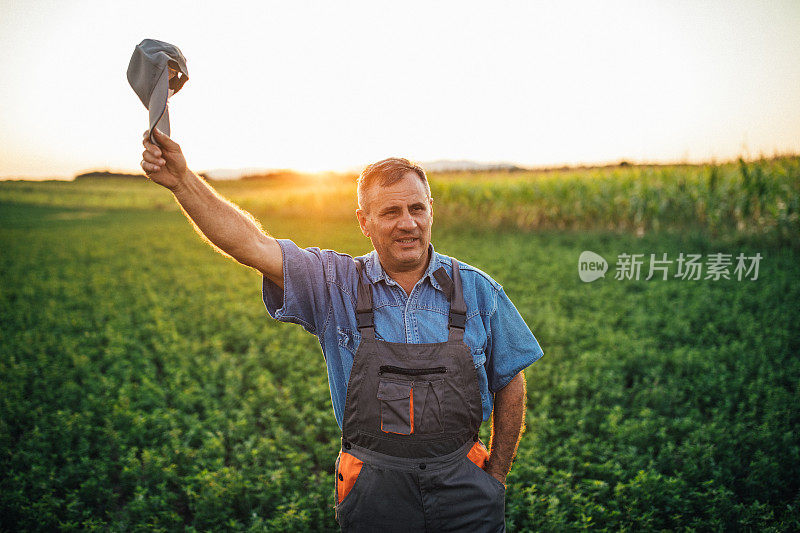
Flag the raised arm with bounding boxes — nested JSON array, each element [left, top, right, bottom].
[[140, 128, 283, 287]]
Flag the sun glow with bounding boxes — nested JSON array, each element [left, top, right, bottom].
[[1, 0, 799, 179]]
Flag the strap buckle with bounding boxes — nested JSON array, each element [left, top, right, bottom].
[[356, 309, 374, 329], [449, 311, 466, 329]]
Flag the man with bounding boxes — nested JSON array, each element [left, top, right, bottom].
[[140, 128, 544, 532]]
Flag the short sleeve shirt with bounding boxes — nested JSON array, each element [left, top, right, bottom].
[[262, 240, 544, 430]]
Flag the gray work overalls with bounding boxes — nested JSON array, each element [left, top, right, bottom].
[[334, 258, 506, 532]]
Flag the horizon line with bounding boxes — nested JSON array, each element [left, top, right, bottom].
[[2, 151, 799, 181]]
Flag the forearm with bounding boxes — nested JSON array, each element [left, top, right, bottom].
[[171, 169, 267, 267], [485, 372, 526, 483]]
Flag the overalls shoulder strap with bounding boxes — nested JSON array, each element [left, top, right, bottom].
[[433, 258, 468, 341], [354, 258, 375, 339]]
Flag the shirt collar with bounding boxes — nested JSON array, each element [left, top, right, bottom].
[[364, 243, 446, 293]]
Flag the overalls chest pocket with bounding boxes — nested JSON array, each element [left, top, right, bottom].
[[376, 367, 446, 435]]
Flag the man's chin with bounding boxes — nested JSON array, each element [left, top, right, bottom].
[[393, 243, 429, 266]]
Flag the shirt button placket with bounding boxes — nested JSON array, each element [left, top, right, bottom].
[[394, 285, 412, 343], [413, 286, 424, 342]]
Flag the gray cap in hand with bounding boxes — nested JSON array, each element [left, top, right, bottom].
[[127, 38, 189, 145]]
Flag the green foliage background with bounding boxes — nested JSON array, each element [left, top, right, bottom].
[[1, 159, 799, 531]]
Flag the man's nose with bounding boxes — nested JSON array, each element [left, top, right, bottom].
[[397, 210, 417, 230]]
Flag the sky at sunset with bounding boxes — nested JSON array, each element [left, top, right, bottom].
[[1, 0, 799, 179]]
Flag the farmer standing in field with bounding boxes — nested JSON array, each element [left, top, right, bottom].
[[140, 128, 544, 532]]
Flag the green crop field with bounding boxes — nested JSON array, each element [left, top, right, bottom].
[[1, 159, 799, 531]]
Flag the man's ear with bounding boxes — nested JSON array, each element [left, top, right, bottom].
[[356, 208, 370, 237]]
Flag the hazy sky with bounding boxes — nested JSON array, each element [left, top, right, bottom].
[[1, 0, 799, 178]]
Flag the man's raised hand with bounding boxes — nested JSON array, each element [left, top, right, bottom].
[[141, 128, 188, 190]]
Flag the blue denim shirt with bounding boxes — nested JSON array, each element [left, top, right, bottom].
[[262, 240, 544, 430]]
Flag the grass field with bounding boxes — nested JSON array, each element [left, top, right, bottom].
[[1, 162, 799, 531]]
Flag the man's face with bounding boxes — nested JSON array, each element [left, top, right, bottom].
[[356, 172, 434, 274]]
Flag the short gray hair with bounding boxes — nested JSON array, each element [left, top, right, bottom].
[[357, 157, 431, 213]]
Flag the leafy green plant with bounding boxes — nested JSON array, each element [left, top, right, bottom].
[[1, 166, 798, 530]]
